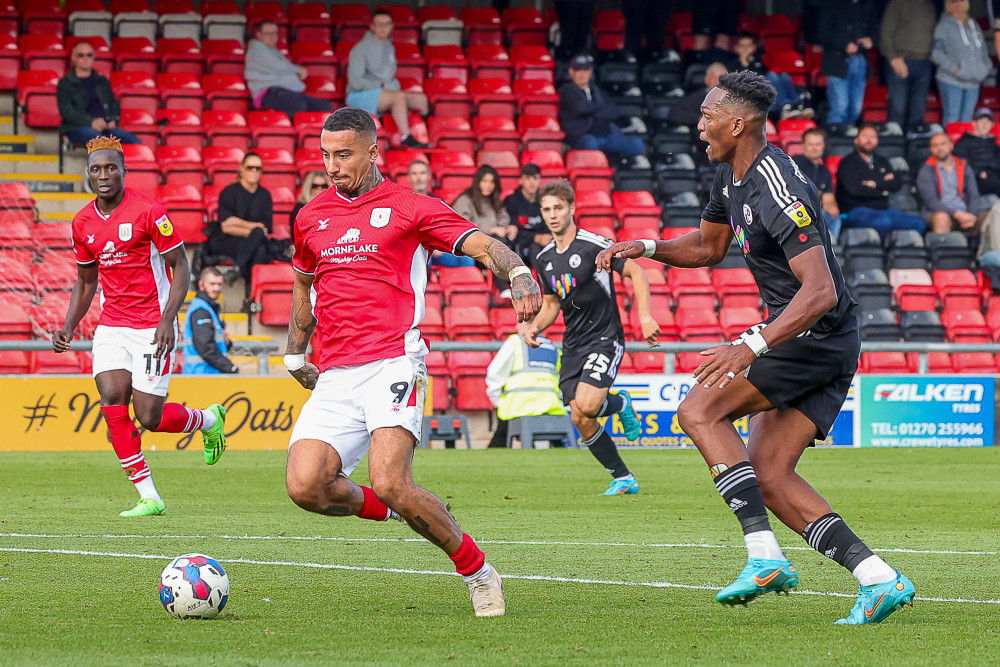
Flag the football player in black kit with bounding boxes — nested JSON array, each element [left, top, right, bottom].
[[525, 179, 661, 495], [597, 70, 915, 624]]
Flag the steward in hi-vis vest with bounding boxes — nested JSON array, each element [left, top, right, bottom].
[[486, 334, 566, 420]]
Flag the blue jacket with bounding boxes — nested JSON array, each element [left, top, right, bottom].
[[182, 294, 235, 374]]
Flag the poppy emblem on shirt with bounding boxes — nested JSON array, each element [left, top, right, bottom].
[[118, 223, 133, 241], [799, 233, 808, 243], [569, 254, 581, 268], [370, 207, 391, 228]]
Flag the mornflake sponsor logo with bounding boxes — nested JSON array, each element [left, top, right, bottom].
[[320, 243, 379, 258], [873, 383, 985, 403]]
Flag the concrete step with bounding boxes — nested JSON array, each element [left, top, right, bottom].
[[38, 211, 77, 221], [32, 191, 95, 214], [3, 172, 81, 193], [0, 135, 35, 155], [0, 154, 59, 174], [0, 115, 13, 134]]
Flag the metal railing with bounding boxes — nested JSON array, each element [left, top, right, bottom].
[[1, 340, 997, 375], [0, 339, 280, 374]]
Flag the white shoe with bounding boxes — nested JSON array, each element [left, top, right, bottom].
[[388, 510, 406, 523], [467, 566, 506, 617]]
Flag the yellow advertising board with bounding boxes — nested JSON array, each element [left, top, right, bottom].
[[4, 376, 308, 452], [2, 375, 438, 452]]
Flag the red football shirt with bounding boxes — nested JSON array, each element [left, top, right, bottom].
[[72, 188, 184, 329], [293, 179, 476, 370]]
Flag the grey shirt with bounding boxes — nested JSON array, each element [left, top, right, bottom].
[[932, 14, 992, 89], [244, 38, 305, 100], [916, 159, 982, 215], [346, 31, 400, 95]]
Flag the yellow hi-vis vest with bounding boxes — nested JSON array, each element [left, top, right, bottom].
[[498, 335, 567, 421]]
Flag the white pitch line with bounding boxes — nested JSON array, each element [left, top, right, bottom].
[[0, 533, 995, 557], [0, 546, 997, 606]]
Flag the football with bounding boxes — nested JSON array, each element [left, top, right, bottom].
[[159, 553, 230, 619]]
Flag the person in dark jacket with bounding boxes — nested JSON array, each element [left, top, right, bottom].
[[668, 62, 728, 128], [57, 40, 141, 145], [836, 125, 926, 238], [731, 33, 814, 120], [953, 107, 1000, 196], [183, 268, 239, 375], [792, 128, 842, 239], [205, 152, 274, 293], [817, 0, 879, 127], [880, 0, 937, 134], [503, 163, 549, 269], [558, 54, 646, 158], [916, 132, 983, 234]]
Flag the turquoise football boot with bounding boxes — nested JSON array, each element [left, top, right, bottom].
[[835, 571, 915, 625], [616, 390, 642, 441], [716, 557, 799, 604]]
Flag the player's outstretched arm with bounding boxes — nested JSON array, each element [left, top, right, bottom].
[[285, 270, 319, 390], [153, 246, 190, 361], [694, 246, 838, 390], [460, 230, 542, 322], [621, 260, 661, 345], [522, 294, 561, 348], [53, 263, 98, 353], [596, 220, 733, 272]]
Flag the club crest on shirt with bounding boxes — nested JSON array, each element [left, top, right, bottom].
[[743, 204, 753, 225], [155, 214, 174, 236], [370, 207, 391, 228], [783, 201, 812, 227], [568, 253, 581, 268], [118, 223, 133, 241]]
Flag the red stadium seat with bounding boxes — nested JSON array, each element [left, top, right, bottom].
[[428, 115, 476, 154], [0, 350, 30, 373], [632, 351, 668, 373], [669, 267, 715, 311], [289, 2, 332, 43], [468, 44, 513, 83], [676, 308, 722, 341], [568, 150, 615, 193], [247, 110, 297, 153], [158, 72, 205, 113], [157, 108, 204, 148], [31, 350, 84, 374], [444, 305, 492, 341], [512, 79, 560, 118], [0, 34, 21, 91], [431, 151, 477, 190], [520, 149, 566, 179], [16, 69, 60, 129], [203, 74, 250, 115], [32, 258, 77, 292], [861, 351, 908, 374], [719, 306, 762, 339], [460, 7, 502, 46], [111, 70, 159, 117], [0, 218, 33, 248], [157, 184, 206, 242], [0, 303, 32, 340], [112, 36, 158, 76], [453, 373, 492, 410], [574, 189, 616, 227], [291, 40, 339, 81], [33, 221, 73, 250], [890, 268, 937, 311], [933, 269, 981, 311], [203, 145, 245, 185], [203, 109, 250, 151], [518, 115, 565, 152], [424, 77, 471, 118], [712, 268, 760, 309], [421, 304, 445, 341], [469, 77, 516, 120], [157, 37, 205, 77], [905, 352, 952, 373], [488, 307, 519, 339], [941, 309, 991, 343], [510, 45, 555, 82], [202, 38, 245, 76], [951, 352, 997, 374], [473, 116, 520, 154], [20, 34, 67, 76], [503, 7, 547, 47], [250, 263, 295, 327], [156, 145, 205, 187]]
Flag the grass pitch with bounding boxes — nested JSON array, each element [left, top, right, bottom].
[[0, 447, 997, 666]]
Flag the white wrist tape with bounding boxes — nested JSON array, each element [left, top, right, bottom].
[[743, 331, 769, 357], [283, 354, 306, 371], [508, 266, 531, 282], [640, 239, 657, 258]]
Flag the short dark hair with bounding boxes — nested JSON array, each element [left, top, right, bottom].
[[802, 127, 827, 142], [372, 9, 391, 20], [323, 107, 377, 143], [716, 70, 775, 120], [200, 266, 224, 281], [538, 179, 575, 206], [408, 159, 429, 170], [255, 20, 277, 33], [520, 163, 541, 177], [735, 32, 757, 43], [858, 122, 879, 135]]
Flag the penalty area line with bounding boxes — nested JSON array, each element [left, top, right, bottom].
[[0, 546, 997, 606], [0, 533, 995, 557]]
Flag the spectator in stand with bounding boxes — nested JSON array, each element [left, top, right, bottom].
[[503, 164, 549, 269], [407, 159, 432, 196], [880, 0, 937, 135], [836, 125, 927, 238], [731, 33, 814, 121], [205, 152, 274, 292], [916, 132, 983, 234], [57, 41, 141, 146], [932, 0, 992, 126], [452, 166, 514, 296], [290, 170, 331, 246], [245, 21, 333, 120], [692, 0, 739, 52], [670, 62, 728, 129], [182, 268, 239, 375], [553, 0, 595, 61], [558, 54, 648, 164], [978, 206, 1000, 293], [817, 0, 879, 130], [954, 108, 1000, 197], [623, 0, 671, 61], [346, 10, 431, 149], [792, 128, 843, 240]]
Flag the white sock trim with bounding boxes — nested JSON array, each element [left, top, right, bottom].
[[200, 408, 217, 431], [852, 555, 896, 586], [744, 530, 785, 560], [462, 562, 493, 584], [134, 476, 161, 503]]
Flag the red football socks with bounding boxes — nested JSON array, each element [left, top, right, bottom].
[[101, 405, 150, 482], [153, 402, 204, 433], [448, 533, 486, 576], [357, 486, 392, 521]]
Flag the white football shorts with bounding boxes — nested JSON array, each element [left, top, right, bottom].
[[288, 354, 428, 476], [91, 324, 174, 397]]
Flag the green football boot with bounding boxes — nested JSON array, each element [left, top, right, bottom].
[[119, 498, 166, 517], [201, 404, 227, 465]]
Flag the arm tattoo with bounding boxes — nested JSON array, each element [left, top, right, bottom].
[[482, 238, 522, 280], [286, 292, 316, 354]]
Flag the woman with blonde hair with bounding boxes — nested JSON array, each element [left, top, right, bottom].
[[291, 170, 332, 245]]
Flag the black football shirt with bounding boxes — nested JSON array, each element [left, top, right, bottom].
[[535, 228, 627, 350], [701, 144, 856, 336]]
